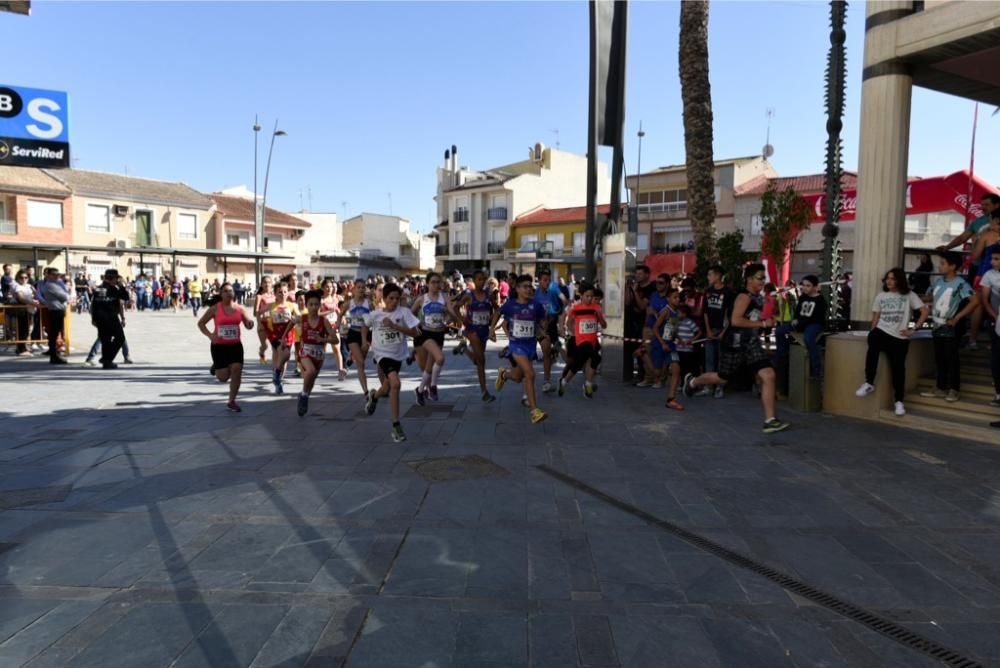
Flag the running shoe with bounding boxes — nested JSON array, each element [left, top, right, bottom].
[[945, 390, 960, 403], [968, 340, 979, 351], [124, 358, 134, 364], [275, 380, 284, 395], [391, 425, 407, 443], [695, 388, 711, 397], [297, 393, 309, 417], [584, 382, 594, 399], [415, 387, 426, 406], [558, 378, 566, 397], [405, 354, 415, 366], [665, 398, 684, 411], [338, 368, 348, 381], [365, 389, 379, 415], [855, 382, 875, 397], [542, 382, 554, 394], [453, 340, 468, 356], [714, 386, 725, 399], [652, 382, 663, 390], [682, 373, 696, 397], [495, 368, 507, 391], [227, 401, 242, 413], [84, 358, 96, 367], [482, 391, 496, 403], [428, 385, 439, 401], [991, 394, 1000, 408], [919, 388, 946, 399], [294, 366, 302, 377], [521, 395, 530, 407], [894, 401, 906, 417], [763, 418, 790, 434], [498, 346, 509, 359], [635, 380, 652, 388], [530, 408, 547, 424]]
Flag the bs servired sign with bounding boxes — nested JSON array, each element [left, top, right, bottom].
[[0, 85, 70, 168]]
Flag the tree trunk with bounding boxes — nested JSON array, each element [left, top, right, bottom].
[[679, 0, 718, 272]]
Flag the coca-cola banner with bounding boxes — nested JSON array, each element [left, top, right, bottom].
[[803, 170, 998, 223]]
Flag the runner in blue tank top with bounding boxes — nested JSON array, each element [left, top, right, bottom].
[[491, 273, 548, 424], [453, 269, 497, 403], [411, 271, 458, 404], [343, 279, 372, 397]]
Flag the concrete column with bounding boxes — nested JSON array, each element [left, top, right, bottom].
[[851, 0, 914, 326]]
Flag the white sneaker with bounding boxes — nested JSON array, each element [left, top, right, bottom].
[[652, 382, 663, 389], [713, 386, 724, 399], [542, 382, 554, 393], [894, 401, 906, 416], [855, 382, 875, 397], [635, 380, 652, 388]]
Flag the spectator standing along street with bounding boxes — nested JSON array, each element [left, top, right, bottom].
[[41, 267, 70, 364], [90, 270, 129, 369]]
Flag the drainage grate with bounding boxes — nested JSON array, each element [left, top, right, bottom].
[[535, 464, 984, 668], [410, 455, 510, 482], [0, 485, 73, 509]]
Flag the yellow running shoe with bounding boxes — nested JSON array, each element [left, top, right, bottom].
[[495, 368, 507, 391], [530, 408, 547, 424]]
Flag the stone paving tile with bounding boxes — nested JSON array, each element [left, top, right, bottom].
[[2, 313, 1000, 666]]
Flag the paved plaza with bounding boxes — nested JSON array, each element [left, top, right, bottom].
[[1, 310, 999, 667]]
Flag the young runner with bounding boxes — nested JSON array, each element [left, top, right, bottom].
[[654, 288, 684, 410], [362, 283, 422, 443], [683, 263, 790, 433], [343, 279, 373, 396], [452, 269, 497, 403], [558, 283, 606, 398], [411, 271, 455, 404], [320, 279, 348, 380], [644, 274, 672, 388], [492, 274, 548, 423], [266, 283, 301, 395], [254, 276, 276, 363], [535, 269, 568, 393], [197, 282, 254, 412], [297, 290, 340, 416]]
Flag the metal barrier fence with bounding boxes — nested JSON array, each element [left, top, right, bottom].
[[0, 304, 72, 355]]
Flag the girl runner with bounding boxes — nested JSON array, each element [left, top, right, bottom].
[[297, 290, 340, 416], [343, 279, 373, 397], [452, 269, 498, 403], [197, 282, 255, 412], [266, 282, 300, 394], [254, 276, 276, 364], [411, 271, 456, 404], [491, 273, 548, 424], [320, 279, 348, 380]]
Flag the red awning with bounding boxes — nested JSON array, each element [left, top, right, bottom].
[[643, 251, 697, 276]]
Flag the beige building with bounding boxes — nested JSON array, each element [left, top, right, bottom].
[[209, 191, 310, 281], [625, 156, 775, 262], [434, 143, 610, 275], [342, 212, 429, 273], [46, 169, 214, 280]]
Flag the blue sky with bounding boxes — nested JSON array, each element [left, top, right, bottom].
[[5, 1, 997, 233]]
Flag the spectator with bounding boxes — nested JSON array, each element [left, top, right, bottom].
[[977, 245, 1000, 407], [909, 252, 934, 296], [11, 270, 37, 356], [74, 273, 91, 313], [40, 267, 70, 364], [775, 274, 828, 379], [920, 251, 979, 402], [89, 269, 129, 369], [233, 279, 245, 305], [1, 264, 13, 301], [134, 274, 149, 311], [188, 275, 203, 317]]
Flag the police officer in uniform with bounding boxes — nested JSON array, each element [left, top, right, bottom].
[[91, 269, 128, 369]]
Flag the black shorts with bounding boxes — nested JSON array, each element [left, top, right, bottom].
[[718, 340, 771, 381], [567, 340, 601, 373], [377, 357, 403, 377], [414, 329, 446, 349], [346, 329, 370, 347], [538, 319, 560, 343], [211, 343, 244, 368]]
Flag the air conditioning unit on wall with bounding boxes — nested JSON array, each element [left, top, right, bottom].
[[113, 205, 130, 217], [114, 239, 129, 249]]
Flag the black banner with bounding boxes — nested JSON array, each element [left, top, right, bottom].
[[0, 136, 70, 168]]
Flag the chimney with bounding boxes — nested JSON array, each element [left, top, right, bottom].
[[444, 149, 450, 170], [451, 145, 457, 173]]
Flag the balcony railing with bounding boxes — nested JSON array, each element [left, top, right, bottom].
[[453, 209, 469, 223], [487, 207, 508, 221], [637, 202, 688, 216], [0, 219, 16, 235], [435, 244, 449, 256], [452, 242, 469, 255], [487, 241, 505, 254]]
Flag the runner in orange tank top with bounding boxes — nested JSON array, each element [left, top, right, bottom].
[[198, 282, 255, 412], [558, 283, 606, 399]]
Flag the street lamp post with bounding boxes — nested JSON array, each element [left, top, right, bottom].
[[634, 121, 645, 234], [260, 120, 287, 281], [253, 116, 262, 285]]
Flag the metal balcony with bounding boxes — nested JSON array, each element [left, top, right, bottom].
[[452, 242, 469, 255], [0, 219, 16, 235], [486, 207, 508, 221], [435, 244, 449, 256], [452, 209, 470, 223], [487, 241, 505, 254]]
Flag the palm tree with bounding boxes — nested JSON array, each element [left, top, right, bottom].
[[679, 0, 718, 273]]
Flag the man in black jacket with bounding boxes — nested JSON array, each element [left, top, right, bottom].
[[90, 269, 128, 369]]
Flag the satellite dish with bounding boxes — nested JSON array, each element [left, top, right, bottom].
[[762, 144, 775, 159]]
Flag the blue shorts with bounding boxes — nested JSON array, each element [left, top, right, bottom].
[[508, 340, 538, 362], [466, 326, 489, 342], [650, 340, 678, 369]]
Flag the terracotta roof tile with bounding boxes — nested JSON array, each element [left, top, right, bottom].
[[513, 204, 621, 226], [736, 172, 858, 197], [211, 193, 310, 228], [44, 168, 212, 208], [0, 166, 72, 197]]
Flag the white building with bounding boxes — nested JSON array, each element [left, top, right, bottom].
[[434, 143, 611, 275], [341, 212, 429, 273], [294, 210, 341, 278]]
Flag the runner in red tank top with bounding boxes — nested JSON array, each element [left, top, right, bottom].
[[296, 290, 339, 416], [558, 283, 606, 399], [254, 276, 276, 364], [198, 282, 254, 412]]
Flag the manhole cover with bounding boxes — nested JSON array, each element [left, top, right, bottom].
[[0, 485, 73, 509], [408, 455, 510, 482]]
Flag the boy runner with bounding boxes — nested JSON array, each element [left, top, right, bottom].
[[558, 283, 606, 398], [363, 283, 422, 443], [452, 269, 497, 402], [492, 274, 548, 423], [198, 282, 254, 412], [654, 288, 684, 410], [266, 283, 300, 395], [684, 263, 790, 433], [297, 290, 340, 416], [535, 269, 568, 393], [411, 272, 455, 404], [343, 279, 373, 397], [703, 264, 732, 398]]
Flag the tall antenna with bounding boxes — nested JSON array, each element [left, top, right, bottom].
[[307, 186, 313, 211], [298, 189, 305, 210], [388, 192, 393, 216], [551, 128, 560, 149], [341, 200, 348, 221], [762, 108, 775, 159]]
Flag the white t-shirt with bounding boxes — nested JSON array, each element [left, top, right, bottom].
[[872, 291, 924, 339], [980, 269, 1000, 312], [364, 308, 420, 362]]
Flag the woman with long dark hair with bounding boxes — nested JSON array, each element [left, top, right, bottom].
[[855, 267, 929, 416]]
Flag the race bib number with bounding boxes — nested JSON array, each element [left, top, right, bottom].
[[471, 311, 490, 326], [217, 325, 239, 341], [301, 344, 325, 359], [512, 320, 535, 339], [662, 324, 675, 340], [325, 313, 338, 325], [350, 315, 365, 328], [377, 328, 401, 346], [425, 312, 445, 328], [272, 310, 289, 324], [579, 319, 598, 334]]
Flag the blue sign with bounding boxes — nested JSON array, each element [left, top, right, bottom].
[[0, 84, 70, 168]]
